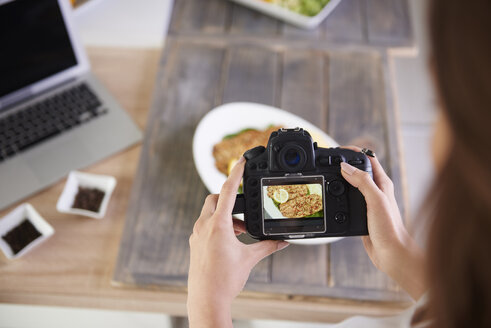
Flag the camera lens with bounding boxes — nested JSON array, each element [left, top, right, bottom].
[[278, 143, 306, 171]]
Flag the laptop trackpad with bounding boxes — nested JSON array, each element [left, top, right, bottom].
[[26, 136, 91, 185], [0, 160, 40, 208]]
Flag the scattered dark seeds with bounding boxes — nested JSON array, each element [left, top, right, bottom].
[[72, 187, 105, 212], [2, 219, 42, 255]]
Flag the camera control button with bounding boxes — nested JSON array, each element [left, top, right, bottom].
[[334, 213, 347, 224], [328, 180, 345, 196], [248, 178, 258, 187], [348, 159, 364, 165], [248, 162, 257, 170], [244, 146, 266, 160], [318, 157, 330, 166], [288, 234, 306, 239], [330, 156, 343, 165]]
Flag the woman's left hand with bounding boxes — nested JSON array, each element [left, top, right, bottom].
[[187, 156, 289, 328]]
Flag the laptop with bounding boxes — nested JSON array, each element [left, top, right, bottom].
[[0, 0, 142, 210]]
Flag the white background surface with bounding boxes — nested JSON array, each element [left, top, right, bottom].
[[1, 0, 435, 326], [74, 0, 173, 48]]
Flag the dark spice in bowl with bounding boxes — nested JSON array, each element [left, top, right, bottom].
[[2, 219, 42, 255], [72, 187, 105, 212]]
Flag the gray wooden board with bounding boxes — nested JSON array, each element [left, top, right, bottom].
[[366, 0, 412, 46], [114, 0, 412, 302], [169, 0, 412, 47], [114, 40, 409, 302]]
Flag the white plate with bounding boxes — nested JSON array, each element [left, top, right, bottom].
[[57, 171, 117, 219], [0, 203, 54, 259], [229, 0, 343, 29], [263, 193, 284, 218], [192, 102, 343, 245]]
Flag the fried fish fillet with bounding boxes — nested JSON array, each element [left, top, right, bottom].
[[266, 185, 308, 202], [279, 194, 323, 218], [213, 126, 281, 175]]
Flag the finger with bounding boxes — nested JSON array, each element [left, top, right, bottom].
[[364, 155, 394, 195], [234, 230, 244, 236], [246, 240, 289, 265], [361, 235, 373, 254], [232, 218, 246, 234], [342, 145, 393, 195], [340, 161, 385, 205], [200, 194, 219, 218], [342, 145, 362, 152], [361, 236, 379, 269], [215, 157, 246, 218]]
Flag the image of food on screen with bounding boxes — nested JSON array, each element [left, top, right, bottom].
[[262, 184, 323, 219]]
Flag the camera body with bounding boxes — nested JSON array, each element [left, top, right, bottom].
[[236, 128, 372, 240]]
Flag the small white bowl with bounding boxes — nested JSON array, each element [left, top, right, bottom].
[[56, 171, 116, 219], [0, 203, 54, 259]]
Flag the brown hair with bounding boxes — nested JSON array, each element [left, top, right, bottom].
[[427, 0, 491, 327]]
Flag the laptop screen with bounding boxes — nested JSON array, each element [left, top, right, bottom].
[[0, 0, 78, 98]]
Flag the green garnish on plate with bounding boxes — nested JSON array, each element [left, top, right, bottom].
[[264, 0, 331, 17]]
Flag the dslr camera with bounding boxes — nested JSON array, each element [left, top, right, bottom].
[[232, 128, 372, 240]]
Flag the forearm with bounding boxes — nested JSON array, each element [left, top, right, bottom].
[[386, 240, 427, 301], [187, 297, 233, 328]]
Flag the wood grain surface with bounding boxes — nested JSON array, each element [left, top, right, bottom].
[[0, 44, 412, 323], [170, 0, 413, 47], [114, 0, 413, 304]]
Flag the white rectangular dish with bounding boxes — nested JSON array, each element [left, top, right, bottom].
[[0, 203, 54, 259], [229, 0, 343, 29]]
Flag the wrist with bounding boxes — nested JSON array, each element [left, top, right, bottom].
[[187, 294, 233, 328], [385, 239, 426, 300]]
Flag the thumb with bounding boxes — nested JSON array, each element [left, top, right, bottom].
[[340, 162, 382, 204], [247, 240, 289, 265]]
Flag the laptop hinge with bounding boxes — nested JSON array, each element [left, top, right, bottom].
[[0, 88, 33, 110], [0, 77, 77, 112]]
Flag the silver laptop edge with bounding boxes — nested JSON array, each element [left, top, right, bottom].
[[0, 0, 143, 210]]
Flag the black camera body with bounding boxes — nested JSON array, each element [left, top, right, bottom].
[[233, 128, 372, 240]]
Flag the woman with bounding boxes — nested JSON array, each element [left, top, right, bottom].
[[187, 0, 491, 327]]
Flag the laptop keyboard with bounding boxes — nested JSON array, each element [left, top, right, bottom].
[[0, 83, 108, 162]]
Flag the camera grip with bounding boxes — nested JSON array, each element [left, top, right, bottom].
[[232, 194, 245, 214]]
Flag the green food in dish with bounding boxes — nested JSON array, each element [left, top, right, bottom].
[[223, 128, 257, 140], [264, 0, 331, 17], [304, 210, 323, 218]]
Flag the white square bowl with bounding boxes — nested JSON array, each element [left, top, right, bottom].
[[229, 0, 343, 29], [56, 171, 117, 219], [0, 203, 55, 259]]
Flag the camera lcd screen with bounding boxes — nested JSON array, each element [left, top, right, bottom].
[[261, 176, 326, 235]]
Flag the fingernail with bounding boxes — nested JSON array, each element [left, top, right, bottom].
[[341, 162, 356, 175], [277, 241, 289, 250]]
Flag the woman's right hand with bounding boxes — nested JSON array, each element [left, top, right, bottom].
[[340, 146, 426, 300]]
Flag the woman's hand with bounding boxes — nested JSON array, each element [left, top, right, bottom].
[[187, 156, 289, 328], [340, 146, 426, 300]]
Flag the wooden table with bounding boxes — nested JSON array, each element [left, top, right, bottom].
[[0, 0, 416, 323], [113, 0, 414, 321], [0, 46, 409, 323]]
